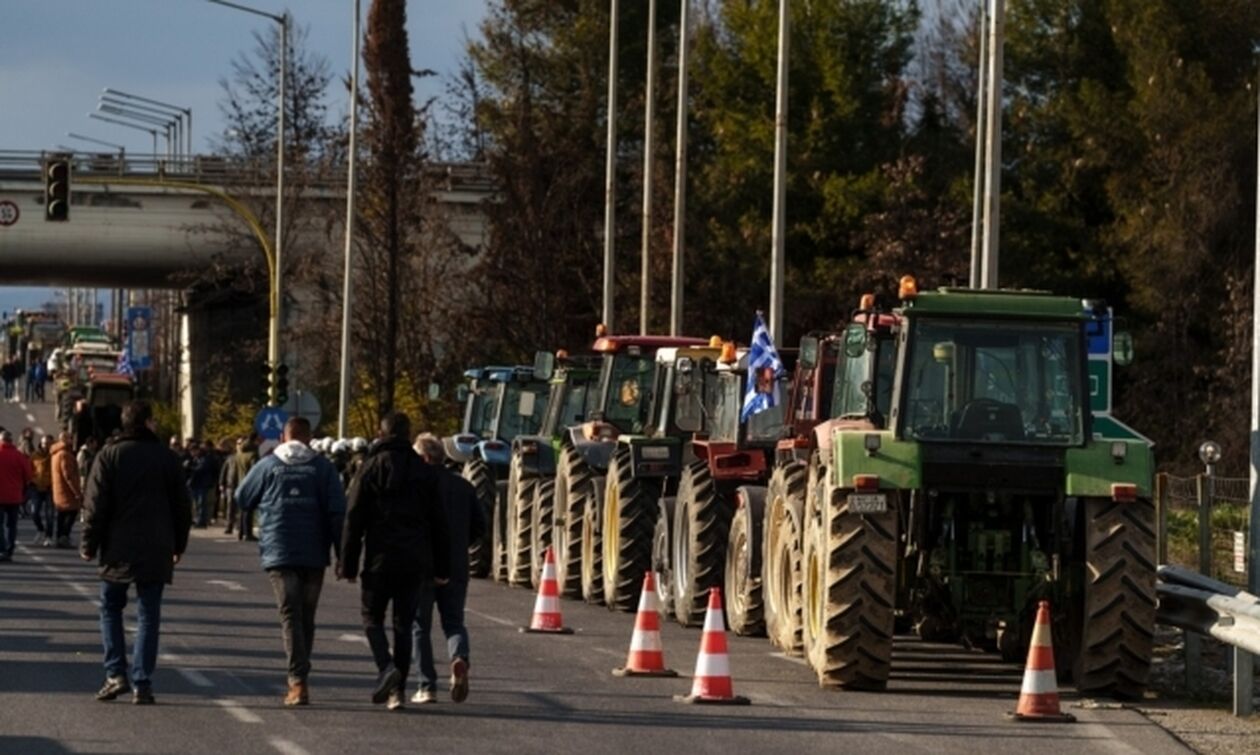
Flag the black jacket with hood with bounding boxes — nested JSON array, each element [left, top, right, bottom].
[[341, 436, 450, 581]]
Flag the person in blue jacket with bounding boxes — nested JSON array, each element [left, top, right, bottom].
[[236, 416, 346, 707]]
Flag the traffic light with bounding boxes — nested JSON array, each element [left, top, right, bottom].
[[275, 363, 290, 405], [44, 159, 70, 222], [260, 363, 273, 405]]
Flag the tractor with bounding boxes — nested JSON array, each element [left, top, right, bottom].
[[445, 365, 550, 579], [800, 279, 1155, 700], [502, 351, 603, 588], [549, 331, 708, 602]]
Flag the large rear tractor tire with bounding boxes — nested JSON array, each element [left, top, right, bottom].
[[764, 462, 807, 654], [490, 480, 509, 583], [529, 479, 556, 589], [1072, 497, 1157, 700], [462, 458, 495, 579], [580, 478, 605, 605], [602, 445, 661, 612], [505, 456, 535, 587], [725, 486, 766, 637], [553, 444, 593, 599], [652, 497, 676, 619], [672, 461, 731, 627]]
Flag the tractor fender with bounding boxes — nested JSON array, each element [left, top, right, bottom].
[[572, 439, 615, 474], [475, 439, 512, 469], [443, 435, 475, 465], [511, 435, 556, 477]]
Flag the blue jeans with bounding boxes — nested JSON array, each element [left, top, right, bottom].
[[29, 491, 52, 538], [190, 487, 210, 527], [99, 580, 165, 687], [0, 505, 17, 556], [413, 580, 470, 692]]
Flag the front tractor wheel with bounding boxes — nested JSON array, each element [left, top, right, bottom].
[[529, 479, 556, 589], [462, 458, 495, 579], [602, 445, 660, 612], [505, 456, 536, 587], [1071, 497, 1157, 700], [490, 480, 510, 583], [553, 445, 593, 599], [764, 462, 807, 654], [672, 461, 731, 627], [725, 487, 766, 637]]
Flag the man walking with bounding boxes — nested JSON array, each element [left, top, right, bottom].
[[186, 442, 216, 529], [411, 433, 485, 704], [29, 434, 54, 546], [233, 434, 260, 540], [340, 413, 450, 712], [50, 430, 82, 548], [0, 430, 33, 561], [81, 400, 192, 705], [235, 417, 346, 706]]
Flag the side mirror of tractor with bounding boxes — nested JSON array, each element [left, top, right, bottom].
[[456, 385, 469, 404], [843, 325, 866, 359], [427, 382, 441, 401], [799, 336, 819, 369], [532, 350, 556, 381], [1113, 331, 1134, 367]]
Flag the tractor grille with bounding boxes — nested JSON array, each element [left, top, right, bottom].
[[920, 444, 1064, 494]]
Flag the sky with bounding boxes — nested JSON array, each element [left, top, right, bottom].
[[0, 0, 490, 313]]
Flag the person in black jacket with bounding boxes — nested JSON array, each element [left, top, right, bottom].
[[340, 412, 450, 712], [80, 400, 192, 705], [410, 432, 485, 704]]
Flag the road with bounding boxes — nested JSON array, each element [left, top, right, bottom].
[[0, 393, 58, 439], [1, 504, 1191, 755]]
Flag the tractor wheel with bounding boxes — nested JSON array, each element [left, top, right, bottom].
[[1071, 497, 1157, 700], [651, 497, 676, 619], [529, 479, 556, 589], [764, 462, 807, 654], [580, 477, 605, 605], [725, 487, 766, 637], [505, 456, 535, 587], [490, 480, 509, 583], [602, 444, 660, 612], [462, 458, 495, 579], [672, 461, 731, 626], [802, 457, 828, 673], [553, 444, 593, 599]]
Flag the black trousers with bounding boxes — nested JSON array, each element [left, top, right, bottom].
[[359, 572, 423, 684]]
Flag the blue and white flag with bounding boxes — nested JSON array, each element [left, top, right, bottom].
[[116, 350, 135, 378], [741, 312, 786, 422]]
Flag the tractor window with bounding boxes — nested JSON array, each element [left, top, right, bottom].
[[709, 373, 742, 443], [745, 375, 789, 443], [602, 353, 656, 433], [672, 362, 720, 437], [830, 333, 896, 423], [465, 387, 496, 438], [900, 319, 1084, 445], [498, 382, 548, 440]]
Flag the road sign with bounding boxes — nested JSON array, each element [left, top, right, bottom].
[[1088, 359, 1110, 413], [1085, 311, 1111, 356], [1091, 414, 1153, 445], [126, 306, 153, 370], [0, 200, 19, 227], [282, 389, 321, 430], [254, 406, 289, 442]]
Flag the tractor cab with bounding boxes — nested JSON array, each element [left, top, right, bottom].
[[447, 365, 550, 469], [510, 351, 604, 478]]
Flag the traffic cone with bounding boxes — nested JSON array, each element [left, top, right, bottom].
[[1006, 600, 1075, 723], [520, 547, 574, 635], [674, 588, 750, 705], [613, 572, 677, 677]]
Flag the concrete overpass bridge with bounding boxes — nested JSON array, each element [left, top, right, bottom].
[[0, 150, 493, 287]]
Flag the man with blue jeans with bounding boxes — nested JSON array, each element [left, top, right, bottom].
[[411, 434, 485, 704], [81, 400, 191, 705]]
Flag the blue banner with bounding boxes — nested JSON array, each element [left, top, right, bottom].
[[126, 306, 153, 370]]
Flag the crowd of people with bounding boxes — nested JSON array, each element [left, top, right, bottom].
[[0, 356, 48, 403], [0, 402, 484, 713]]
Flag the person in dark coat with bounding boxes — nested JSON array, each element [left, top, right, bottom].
[[186, 442, 217, 528], [236, 417, 346, 707], [81, 400, 192, 705], [339, 412, 450, 712], [410, 433, 485, 705], [233, 434, 260, 541]]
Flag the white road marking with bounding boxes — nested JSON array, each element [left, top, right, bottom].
[[213, 538, 238, 543], [215, 699, 262, 724], [591, 647, 623, 659], [338, 633, 368, 645], [24, 413, 35, 422], [206, 579, 247, 592], [161, 653, 215, 688], [269, 738, 311, 755], [769, 652, 809, 666], [30, 554, 44, 562], [18, 402, 27, 411], [466, 607, 516, 627]]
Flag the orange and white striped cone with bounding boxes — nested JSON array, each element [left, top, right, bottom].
[[1006, 600, 1075, 723], [613, 572, 677, 677], [520, 547, 574, 635], [674, 588, 750, 705]]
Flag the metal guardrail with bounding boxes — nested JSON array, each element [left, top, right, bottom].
[[1158, 564, 1260, 655], [0, 149, 494, 194]]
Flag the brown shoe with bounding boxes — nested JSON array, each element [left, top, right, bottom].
[[284, 681, 309, 707]]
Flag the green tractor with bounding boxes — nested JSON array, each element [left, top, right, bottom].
[[801, 281, 1155, 699], [503, 351, 603, 588]]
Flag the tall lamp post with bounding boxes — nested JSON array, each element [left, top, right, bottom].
[[96, 104, 178, 159], [89, 113, 159, 156], [103, 89, 193, 157], [100, 97, 183, 159], [337, 0, 361, 437], [208, 0, 289, 403]]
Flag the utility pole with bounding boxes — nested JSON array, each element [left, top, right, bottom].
[[669, 0, 690, 337], [979, 0, 1004, 290], [1239, 62, 1260, 718], [602, 0, 620, 331], [639, 0, 658, 335], [337, 0, 361, 438], [768, 0, 789, 344], [968, 1, 989, 289]]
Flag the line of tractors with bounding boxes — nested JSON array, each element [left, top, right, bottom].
[[442, 279, 1157, 700]]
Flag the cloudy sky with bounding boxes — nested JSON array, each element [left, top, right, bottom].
[[0, 0, 490, 312]]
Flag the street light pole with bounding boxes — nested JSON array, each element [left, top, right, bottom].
[[89, 113, 159, 155], [337, 0, 361, 438], [1241, 62, 1260, 719], [602, 0, 620, 332], [102, 89, 193, 157], [669, 0, 690, 337], [979, 0, 1005, 289], [639, 0, 658, 335], [97, 105, 177, 157], [969, 1, 989, 289], [208, 0, 289, 400], [100, 96, 183, 159], [768, 0, 789, 345]]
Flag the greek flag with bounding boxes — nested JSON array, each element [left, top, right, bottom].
[[116, 350, 135, 378], [741, 312, 785, 422]]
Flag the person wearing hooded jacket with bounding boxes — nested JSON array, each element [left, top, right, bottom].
[[81, 400, 192, 705], [50, 431, 82, 548], [235, 417, 346, 707], [340, 412, 450, 712]]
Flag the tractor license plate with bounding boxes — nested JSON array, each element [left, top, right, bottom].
[[849, 494, 887, 514]]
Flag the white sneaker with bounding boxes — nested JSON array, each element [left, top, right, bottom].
[[410, 689, 437, 704], [386, 689, 405, 711]]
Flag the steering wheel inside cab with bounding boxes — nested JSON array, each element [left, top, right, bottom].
[[950, 397, 1025, 441]]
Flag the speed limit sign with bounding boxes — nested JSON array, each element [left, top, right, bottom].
[[0, 200, 19, 227]]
